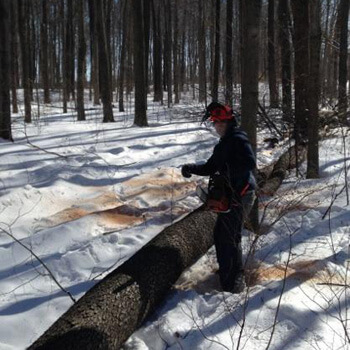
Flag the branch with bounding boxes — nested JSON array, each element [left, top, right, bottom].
[[0, 227, 76, 304]]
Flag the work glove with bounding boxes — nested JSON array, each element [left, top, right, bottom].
[[181, 164, 195, 178]]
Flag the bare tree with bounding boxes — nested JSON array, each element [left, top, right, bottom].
[[307, 0, 321, 179], [278, 0, 292, 123], [77, 0, 86, 121], [268, 0, 279, 108], [225, 0, 233, 105], [337, 0, 350, 123], [132, 0, 148, 126], [94, 0, 114, 122], [211, 0, 220, 102], [18, 0, 31, 123], [198, 0, 206, 103], [0, 0, 12, 140], [40, 0, 50, 104]]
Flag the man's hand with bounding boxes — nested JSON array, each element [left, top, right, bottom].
[[181, 164, 194, 178]]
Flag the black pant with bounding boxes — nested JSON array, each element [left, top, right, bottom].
[[214, 191, 255, 291]]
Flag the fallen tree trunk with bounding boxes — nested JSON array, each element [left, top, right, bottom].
[[260, 145, 307, 196], [29, 207, 216, 350]]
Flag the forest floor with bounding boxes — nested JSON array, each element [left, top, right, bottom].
[[0, 93, 349, 350]]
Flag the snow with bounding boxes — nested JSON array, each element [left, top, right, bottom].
[[0, 97, 349, 350]]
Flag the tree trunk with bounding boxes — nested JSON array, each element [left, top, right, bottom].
[[198, 0, 206, 103], [40, 0, 50, 104], [118, 0, 127, 111], [225, 0, 233, 105], [18, 0, 31, 123], [0, 0, 12, 140], [10, 0, 18, 114], [291, 0, 310, 141], [29, 207, 216, 350], [278, 0, 292, 123], [164, 0, 172, 107], [132, 0, 147, 126], [94, 0, 114, 122], [337, 0, 350, 123], [77, 0, 86, 121], [307, 0, 321, 179], [268, 0, 279, 108], [152, 0, 163, 103], [241, 0, 262, 233], [61, 0, 67, 113], [173, 0, 180, 104], [211, 0, 220, 102], [143, 0, 150, 96]]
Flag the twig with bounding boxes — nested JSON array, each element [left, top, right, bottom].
[[0, 227, 76, 304]]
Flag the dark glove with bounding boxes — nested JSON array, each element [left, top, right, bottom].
[[181, 164, 195, 178]]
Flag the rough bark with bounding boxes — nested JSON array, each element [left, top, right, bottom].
[[268, 0, 279, 108], [337, 0, 350, 123], [77, 0, 86, 121], [241, 0, 262, 233], [211, 0, 220, 102], [307, 0, 321, 179], [278, 0, 292, 123], [10, 0, 18, 114], [260, 145, 307, 195], [0, 0, 12, 140], [225, 0, 233, 105], [152, 0, 162, 103], [94, 0, 114, 123], [198, 0, 206, 103], [18, 0, 31, 123], [40, 0, 50, 104], [29, 207, 216, 350], [291, 0, 310, 140], [118, 0, 127, 111], [132, 0, 148, 126]]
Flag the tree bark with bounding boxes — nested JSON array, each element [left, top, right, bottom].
[[225, 0, 233, 105], [0, 0, 12, 140], [152, 0, 163, 103], [268, 0, 279, 108], [29, 207, 216, 350], [307, 0, 321, 179], [278, 0, 292, 123], [132, 0, 148, 126], [337, 0, 350, 123], [198, 0, 206, 103], [18, 0, 31, 123], [77, 0, 86, 121], [94, 0, 114, 123], [211, 0, 220, 102], [291, 0, 310, 140], [40, 0, 50, 104], [10, 0, 18, 114], [241, 0, 262, 233]]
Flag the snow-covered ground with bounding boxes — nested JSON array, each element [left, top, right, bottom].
[[0, 95, 349, 350]]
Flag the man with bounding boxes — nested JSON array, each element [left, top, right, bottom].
[[181, 102, 256, 293]]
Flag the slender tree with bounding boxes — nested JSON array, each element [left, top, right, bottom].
[[132, 0, 147, 126], [0, 0, 12, 140], [94, 0, 114, 122], [18, 0, 31, 123], [40, 0, 50, 104], [77, 0, 86, 121], [291, 0, 310, 141], [198, 0, 206, 103], [337, 0, 350, 123], [212, 0, 221, 102], [241, 0, 262, 233], [307, 0, 321, 178], [225, 0, 233, 105], [268, 0, 278, 107], [10, 0, 18, 114]]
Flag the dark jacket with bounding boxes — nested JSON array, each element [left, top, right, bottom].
[[190, 126, 256, 195]]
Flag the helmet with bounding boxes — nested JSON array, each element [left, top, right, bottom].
[[203, 102, 235, 123]]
